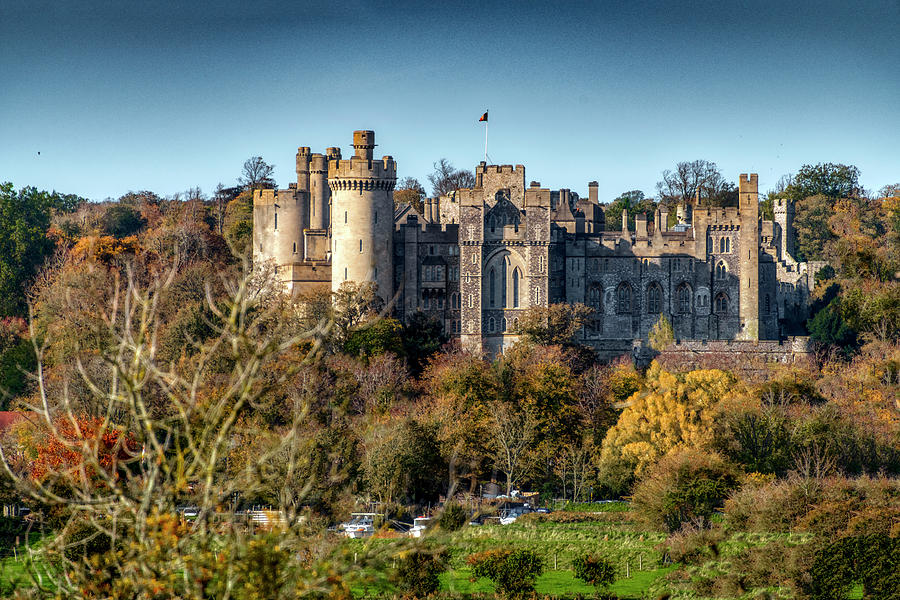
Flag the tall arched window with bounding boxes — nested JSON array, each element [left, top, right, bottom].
[[616, 283, 632, 314], [720, 237, 726, 253], [501, 317, 507, 332], [716, 261, 727, 280], [588, 285, 602, 311], [725, 237, 731, 253], [512, 267, 521, 308], [489, 268, 496, 307], [488, 317, 495, 332], [715, 293, 729, 314], [677, 283, 692, 314], [647, 283, 661, 313], [489, 215, 496, 233]]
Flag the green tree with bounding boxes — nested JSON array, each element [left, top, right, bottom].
[[344, 317, 404, 358], [101, 203, 146, 238], [401, 312, 448, 375], [785, 162, 860, 202], [0, 183, 71, 316]]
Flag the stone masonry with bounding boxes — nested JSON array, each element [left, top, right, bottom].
[[253, 130, 820, 359]]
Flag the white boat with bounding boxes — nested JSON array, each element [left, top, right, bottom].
[[408, 516, 432, 538], [341, 513, 379, 538]]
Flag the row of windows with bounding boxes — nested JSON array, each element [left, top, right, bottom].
[[487, 213, 520, 233], [421, 265, 460, 281], [588, 282, 724, 315], [486, 316, 519, 333]]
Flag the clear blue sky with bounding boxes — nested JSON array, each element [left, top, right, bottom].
[[2, 1, 898, 202]]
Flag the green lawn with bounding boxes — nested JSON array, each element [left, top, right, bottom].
[[440, 567, 674, 598]]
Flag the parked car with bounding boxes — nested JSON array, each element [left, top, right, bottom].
[[408, 516, 432, 538], [340, 513, 380, 538], [499, 506, 532, 525]]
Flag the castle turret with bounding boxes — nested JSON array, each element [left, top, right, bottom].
[[774, 196, 795, 262], [329, 130, 396, 302], [738, 173, 760, 340], [252, 187, 305, 270]]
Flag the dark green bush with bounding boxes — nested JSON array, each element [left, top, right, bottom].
[[632, 449, 739, 532], [468, 548, 544, 598], [395, 549, 448, 598], [101, 204, 146, 238], [62, 520, 112, 562], [572, 553, 615, 590], [437, 503, 467, 532], [794, 535, 900, 600]]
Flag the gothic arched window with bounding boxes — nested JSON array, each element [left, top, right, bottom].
[[616, 283, 632, 314], [489, 268, 496, 307], [725, 237, 731, 253], [716, 261, 727, 280], [715, 293, 729, 314], [588, 285, 602, 311], [512, 267, 521, 308], [647, 283, 662, 313], [677, 283, 692, 314], [720, 237, 726, 253], [488, 317, 495, 332]]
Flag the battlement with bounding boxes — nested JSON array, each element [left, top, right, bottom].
[[328, 155, 397, 187], [739, 173, 759, 192], [253, 188, 297, 206]]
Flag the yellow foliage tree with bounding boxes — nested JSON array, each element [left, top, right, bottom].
[[598, 362, 739, 493]]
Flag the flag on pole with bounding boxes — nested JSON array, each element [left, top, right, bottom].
[[479, 111, 488, 122]]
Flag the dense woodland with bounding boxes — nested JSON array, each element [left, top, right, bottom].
[[0, 161, 898, 598]]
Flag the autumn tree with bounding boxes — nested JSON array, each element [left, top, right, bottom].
[[394, 177, 426, 213], [598, 363, 739, 493], [514, 303, 592, 347], [0, 260, 361, 599]]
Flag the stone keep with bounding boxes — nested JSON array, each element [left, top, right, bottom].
[[329, 130, 397, 302]]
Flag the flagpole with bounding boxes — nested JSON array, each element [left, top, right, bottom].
[[484, 119, 489, 163]]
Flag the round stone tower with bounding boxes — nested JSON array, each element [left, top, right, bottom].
[[329, 130, 396, 302]]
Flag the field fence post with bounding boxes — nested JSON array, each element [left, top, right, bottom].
[[554, 551, 557, 570], [639, 553, 642, 571], [626, 559, 630, 578]]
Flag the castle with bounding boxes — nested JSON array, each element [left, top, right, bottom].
[[253, 130, 820, 358]]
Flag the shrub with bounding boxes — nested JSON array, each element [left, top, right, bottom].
[[632, 448, 739, 532], [437, 503, 467, 532], [395, 549, 448, 598], [62, 519, 112, 562], [660, 520, 725, 564], [467, 548, 544, 598], [572, 554, 616, 590]]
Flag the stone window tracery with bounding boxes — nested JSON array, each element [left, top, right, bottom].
[[616, 283, 632, 314], [677, 283, 692, 314], [716, 261, 728, 280], [715, 292, 729, 314], [647, 283, 662, 314]]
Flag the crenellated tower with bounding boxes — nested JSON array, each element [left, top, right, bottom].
[[329, 130, 397, 302]]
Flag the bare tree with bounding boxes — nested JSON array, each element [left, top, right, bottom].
[[239, 156, 276, 190], [428, 159, 475, 197], [0, 260, 367, 598], [656, 159, 736, 207], [490, 402, 537, 495]]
